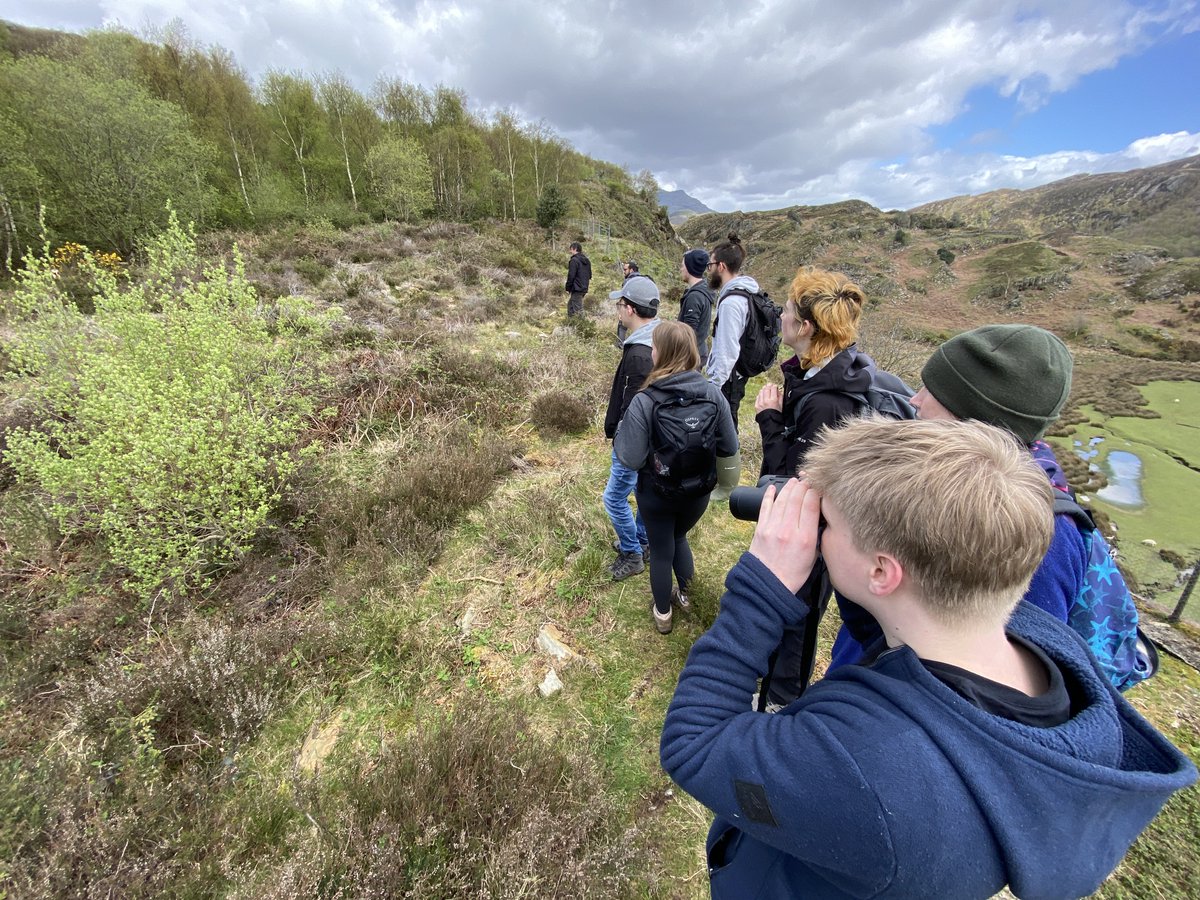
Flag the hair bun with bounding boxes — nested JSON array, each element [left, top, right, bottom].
[[727, 233, 741, 244]]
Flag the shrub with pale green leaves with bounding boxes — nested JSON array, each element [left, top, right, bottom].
[[3, 214, 332, 597]]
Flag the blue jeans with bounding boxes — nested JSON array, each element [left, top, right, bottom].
[[603, 449, 647, 552]]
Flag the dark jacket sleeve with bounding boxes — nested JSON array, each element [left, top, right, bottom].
[[604, 347, 653, 439], [756, 408, 791, 477], [713, 384, 739, 457], [790, 392, 860, 469], [679, 287, 702, 328], [565, 256, 579, 291]]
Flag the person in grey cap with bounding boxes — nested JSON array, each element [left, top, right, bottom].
[[602, 275, 661, 580], [679, 249, 714, 365], [821, 323, 1153, 695]]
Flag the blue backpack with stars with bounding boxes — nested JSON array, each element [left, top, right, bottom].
[[1053, 494, 1156, 692]]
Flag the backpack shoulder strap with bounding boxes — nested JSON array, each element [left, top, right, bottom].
[[1052, 493, 1097, 533]]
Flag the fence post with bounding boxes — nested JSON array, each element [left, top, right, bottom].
[[1166, 559, 1199, 624]]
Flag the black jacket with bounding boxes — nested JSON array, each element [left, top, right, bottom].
[[565, 252, 592, 293], [679, 282, 714, 358], [755, 345, 877, 477], [604, 326, 656, 439]]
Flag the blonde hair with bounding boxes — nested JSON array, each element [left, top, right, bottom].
[[788, 267, 865, 368], [643, 321, 700, 388], [803, 417, 1054, 625]]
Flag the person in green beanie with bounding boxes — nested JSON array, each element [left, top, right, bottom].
[[820, 323, 1154, 694], [911, 323, 1072, 444]]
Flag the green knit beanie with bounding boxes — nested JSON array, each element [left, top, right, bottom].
[[920, 324, 1073, 444]]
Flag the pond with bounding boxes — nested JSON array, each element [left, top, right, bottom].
[[1052, 379, 1200, 621], [1074, 441, 1145, 508]]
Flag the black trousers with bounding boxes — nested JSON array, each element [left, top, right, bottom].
[[635, 486, 709, 615], [720, 372, 747, 432]]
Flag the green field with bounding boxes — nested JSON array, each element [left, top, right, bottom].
[[1051, 380, 1200, 620]]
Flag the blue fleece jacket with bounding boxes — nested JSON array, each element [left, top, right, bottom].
[[661, 554, 1195, 900]]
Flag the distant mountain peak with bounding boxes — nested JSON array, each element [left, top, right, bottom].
[[658, 188, 715, 225]]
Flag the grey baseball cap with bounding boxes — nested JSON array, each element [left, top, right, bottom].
[[608, 275, 660, 310]]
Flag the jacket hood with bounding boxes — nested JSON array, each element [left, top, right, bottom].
[[645, 369, 710, 399], [1029, 440, 1071, 492], [623, 317, 660, 348], [718, 274, 760, 299], [854, 602, 1196, 899], [782, 345, 875, 396]]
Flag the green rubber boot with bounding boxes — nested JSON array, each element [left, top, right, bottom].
[[710, 450, 742, 504]]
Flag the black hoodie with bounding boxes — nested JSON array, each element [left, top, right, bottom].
[[565, 252, 592, 293], [755, 344, 878, 477]]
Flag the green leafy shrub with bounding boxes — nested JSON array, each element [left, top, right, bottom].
[[2, 214, 331, 597], [531, 391, 592, 437], [292, 255, 329, 285]]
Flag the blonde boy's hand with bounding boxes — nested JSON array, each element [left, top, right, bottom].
[[748, 478, 822, 593]]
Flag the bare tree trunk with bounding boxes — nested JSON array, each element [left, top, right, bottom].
[[273, 108, 310, 207], [501, 128, 517, 222], [228, 125, 253, 216], [333, 113, 358, 210], [0, 184, 16, 274]]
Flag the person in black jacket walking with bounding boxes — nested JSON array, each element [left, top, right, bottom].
[[564, 242, 591, 317], [603, 275, 661, 580], [678, 249, 714, 365]]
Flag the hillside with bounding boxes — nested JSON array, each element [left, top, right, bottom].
[[2, 217, 1197, 899], [912, 154, 1200, 258], [679, 193, 1200, 367], [679, 164, 1200, 617]]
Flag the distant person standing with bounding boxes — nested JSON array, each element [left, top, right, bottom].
[[616, 259, 640, 344], [679, 249, 714, 365], [565, 242, 591, 317]]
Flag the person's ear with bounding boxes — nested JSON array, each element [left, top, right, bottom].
[[868, 553, 904, 597]]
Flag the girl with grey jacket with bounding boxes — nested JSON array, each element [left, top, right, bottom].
[[615, 322, 739, 634]]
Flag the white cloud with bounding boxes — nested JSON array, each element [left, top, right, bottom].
[[4, 0, 1199, 209]]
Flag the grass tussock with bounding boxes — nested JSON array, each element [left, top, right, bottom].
[[238, 698, 646, 899], [530, 390, 593, 437]]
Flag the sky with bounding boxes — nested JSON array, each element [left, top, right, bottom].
[[6, 0, 1200, 212]]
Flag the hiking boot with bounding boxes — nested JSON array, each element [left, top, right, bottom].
[[653, 605, 673, 634], [610, 550, 645, 581], [612, 539, 649, 560], [672, 583, 691, 611]]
